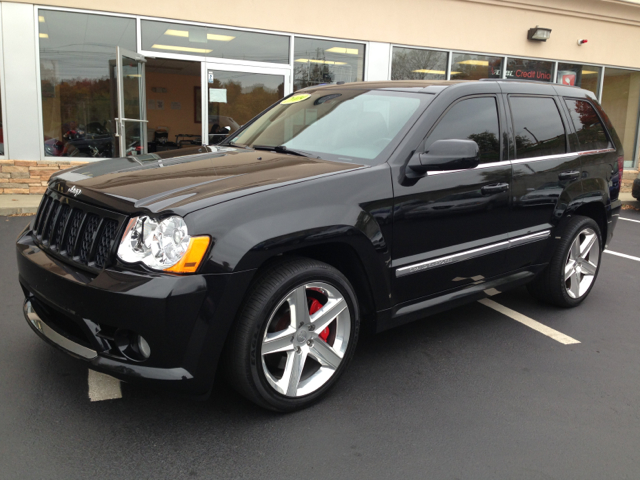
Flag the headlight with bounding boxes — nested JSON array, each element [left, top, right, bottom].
[[117, 215, 210, 273]]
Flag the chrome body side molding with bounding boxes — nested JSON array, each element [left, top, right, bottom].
[[396, 230, 551, 278]]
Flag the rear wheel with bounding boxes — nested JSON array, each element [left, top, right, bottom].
[[527, 216, 602, 307], [223, 258, 359, 412]]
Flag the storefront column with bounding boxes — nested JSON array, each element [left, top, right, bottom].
[[1, 2, 42, 161], [365, 42, 391, 81]]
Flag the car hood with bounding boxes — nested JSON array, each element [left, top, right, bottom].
[[50, 146, 364, 216]]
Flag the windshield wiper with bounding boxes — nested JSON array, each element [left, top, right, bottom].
[[252, 145, 320, 159]]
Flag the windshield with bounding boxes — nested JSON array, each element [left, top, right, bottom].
[[227, 89, 431, 165]]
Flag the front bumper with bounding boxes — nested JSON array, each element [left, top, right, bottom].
[[17, 227, 254, 396]]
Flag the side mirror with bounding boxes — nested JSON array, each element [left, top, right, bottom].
[[408, 139, 480, 175]]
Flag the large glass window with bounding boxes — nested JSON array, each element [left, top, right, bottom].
[[556, 63, 601, 96], [564, 99, 611, 152], [39, 10, 136, 158], [0, 86, 4, 156], [231, 90, 427, 165], [206, 70, 285, 145], [450, 53, 502, 81], [506, 58, 553, 82], [600, 68, 640, 168], [391, 47, 447, 81], [293, 38, 365, 91], [424, 97, 501, 163], [141, 21, 289, 64], [510, 96, 566, 158]]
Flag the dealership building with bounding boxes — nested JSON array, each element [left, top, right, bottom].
[[1, 0, 640, 194]]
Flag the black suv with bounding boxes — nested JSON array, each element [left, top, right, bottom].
[[17, 80, 623, 411]]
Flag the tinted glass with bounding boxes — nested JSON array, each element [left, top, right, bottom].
[[293, 38, 365, 90], [424, 97, 500, 163], [391, 47, 448, 80], [451, 53, 502, 81], [39, 10, 136, 158], [510, 97, 566, 159], [564, 99, 611, 151], [557, 64, 601, 96], [231, 90, 427, 165], [506, 57, 553, 82], [142, 20, 289, 63]]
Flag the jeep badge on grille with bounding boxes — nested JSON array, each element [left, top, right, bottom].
[[68, 185, 81, 197]]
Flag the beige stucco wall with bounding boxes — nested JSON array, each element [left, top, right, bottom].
[[14, 0, 640, 69]]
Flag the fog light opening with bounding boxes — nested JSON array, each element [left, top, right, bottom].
[[114, 329, 151, 362], [137, 335, 151, 359]]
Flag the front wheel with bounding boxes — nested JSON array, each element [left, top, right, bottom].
[[223, 258, 359, 412], [527, 215, 602, 307]]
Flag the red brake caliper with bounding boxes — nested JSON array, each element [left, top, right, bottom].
[[309, 298, 330, 342]]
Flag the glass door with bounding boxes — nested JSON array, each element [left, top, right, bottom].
[[116, 47, 148, 157], [202, 63, 291, 145]]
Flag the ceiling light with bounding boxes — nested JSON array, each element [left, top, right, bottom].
[[207, 34, 235, 42], [412, 69, 446, 74], [457, 60, 489, 66], [39, 33, 49, 39], [164, 29, 189, 37], [38, 15, 45, 23], [325, 47, 359, 55], [151, 44, 212, 54], [296, 58, 346, 65], [582, 70, 599, 75], [164, 29, 235, 42], [527, 26, 552, 42]]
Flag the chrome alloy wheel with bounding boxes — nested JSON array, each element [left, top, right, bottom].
[[565, 227, 600, 299], [260, 282, 351, 397]]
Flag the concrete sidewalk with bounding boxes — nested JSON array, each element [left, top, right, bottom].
[[1, 192, 639, 217], [0, 195, 43, 216]]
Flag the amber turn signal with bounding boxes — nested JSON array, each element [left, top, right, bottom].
[[164, 236, 211, 274]]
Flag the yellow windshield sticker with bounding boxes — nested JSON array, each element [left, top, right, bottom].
[[281, 93, 311, 105]]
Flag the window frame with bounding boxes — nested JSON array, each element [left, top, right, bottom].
[[420, 94, 506, 165], [507, 94, 570, 160]]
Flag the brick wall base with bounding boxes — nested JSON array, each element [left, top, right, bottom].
[[0, 160, 88, 194]]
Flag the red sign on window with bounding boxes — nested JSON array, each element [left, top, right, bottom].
[[561, 73, 576, 86]]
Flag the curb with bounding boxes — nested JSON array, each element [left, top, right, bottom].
[[0, 206, 38, 216]]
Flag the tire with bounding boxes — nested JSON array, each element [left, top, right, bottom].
[[223, 257, 360, 412], [527, 215, 602, 308]]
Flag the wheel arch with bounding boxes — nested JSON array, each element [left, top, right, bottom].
[[236, 228, 392, 322]]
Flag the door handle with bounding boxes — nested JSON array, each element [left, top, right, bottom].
[[481, 183, 509, 195], [558, 170, 580, 181]]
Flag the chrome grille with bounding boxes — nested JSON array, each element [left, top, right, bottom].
[[32, 190, 126, 272]]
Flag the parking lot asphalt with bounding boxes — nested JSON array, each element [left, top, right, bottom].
[[2, 211, 640, 480]]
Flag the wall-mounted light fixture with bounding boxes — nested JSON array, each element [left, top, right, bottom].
[[527, 26, 552, 42]]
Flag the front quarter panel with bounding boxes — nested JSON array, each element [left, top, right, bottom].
[[186, 164, 394, 310]]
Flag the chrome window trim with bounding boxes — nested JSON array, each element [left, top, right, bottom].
[[427, 160, 509, 176], [395, 230, 550, 278]]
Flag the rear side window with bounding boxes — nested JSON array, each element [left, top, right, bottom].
[[424, 96, 501, 163], [564, 99, 611, 151], [510, 96, 566, 159]]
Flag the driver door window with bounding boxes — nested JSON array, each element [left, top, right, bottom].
[[424, 96, 501, 163]]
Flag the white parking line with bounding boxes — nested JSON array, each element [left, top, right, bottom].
[[88, 369, 122, 402], [619, 217, 640, 225], [478, 298, 580, 345], [604, 250, 640, 262]]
